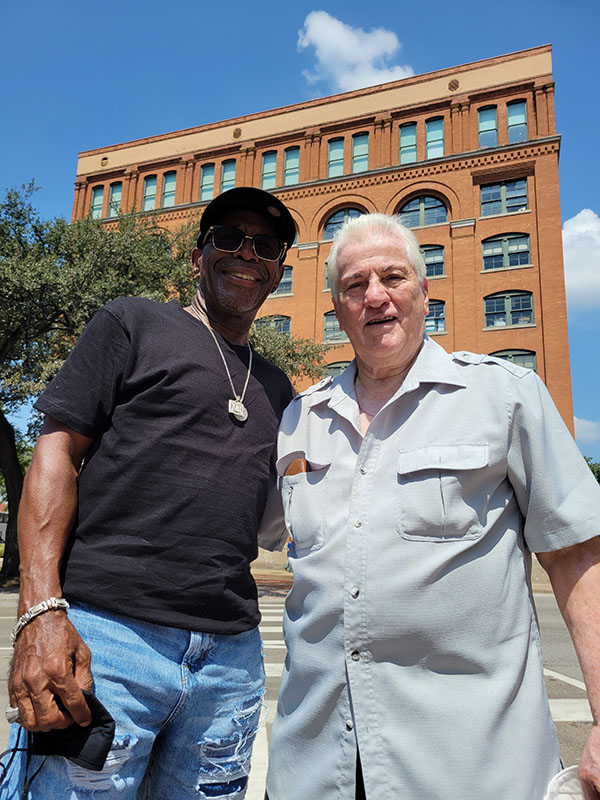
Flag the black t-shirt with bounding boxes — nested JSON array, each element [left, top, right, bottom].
[[35, 298, 293, 633]]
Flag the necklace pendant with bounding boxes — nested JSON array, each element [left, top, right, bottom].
[[229, 398, 248, 422]]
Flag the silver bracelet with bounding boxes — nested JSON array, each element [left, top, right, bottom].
[[11, 597, 70, 646]]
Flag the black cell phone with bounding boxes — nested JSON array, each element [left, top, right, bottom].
[[29, 691, 115, 771]]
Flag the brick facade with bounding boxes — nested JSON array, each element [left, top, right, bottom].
[[72, 45, 573, 431]]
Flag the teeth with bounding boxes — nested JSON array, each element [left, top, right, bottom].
[[230, 272, 257, 281], [367, 317, 395, 325]]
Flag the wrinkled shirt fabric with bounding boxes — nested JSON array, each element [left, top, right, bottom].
[[265, 337, 600, 800]]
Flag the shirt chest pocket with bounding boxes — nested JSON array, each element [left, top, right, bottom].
[[396, 444, 489, 542], [278, 453, 331, 555]]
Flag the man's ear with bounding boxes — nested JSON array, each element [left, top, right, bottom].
[[331, 296, 344, 332], [422, 277, 429, 315], [191, 248, 202, 281]]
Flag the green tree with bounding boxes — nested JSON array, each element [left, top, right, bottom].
[[250, 323, 330, 382], [0, 183, 198, 580], [585, 457, 600, 485]]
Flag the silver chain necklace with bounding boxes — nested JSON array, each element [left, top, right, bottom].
[[188, 304, 253, 421]]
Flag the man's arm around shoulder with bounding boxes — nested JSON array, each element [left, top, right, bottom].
[[538, 537, 600, 799], [9, 416, 94, 731]]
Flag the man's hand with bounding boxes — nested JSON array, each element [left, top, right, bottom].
[[8, 610, 92, 731], [580, 725, 600, 800]]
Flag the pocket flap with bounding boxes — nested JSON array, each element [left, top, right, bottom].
[[397, 443, 489, 474]]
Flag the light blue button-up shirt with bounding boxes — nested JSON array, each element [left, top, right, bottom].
[[264, 337, 600, 800]]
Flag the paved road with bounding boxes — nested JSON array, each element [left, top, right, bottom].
[[0, 587, 591, 799]]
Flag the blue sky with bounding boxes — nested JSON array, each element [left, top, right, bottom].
[[1, 0, 599, 459]]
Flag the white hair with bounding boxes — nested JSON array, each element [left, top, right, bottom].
[[326, 213, 426, 296]]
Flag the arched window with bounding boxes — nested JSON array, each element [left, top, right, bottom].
[[425, 300, 446, 333], [325, 361, 351, 378], [255, 314, 291, 335], [271, 266, 293, 296], [161, 171, 176, 208], [399, 196, 447, 228], [107, 182, 122, 218], [491, 349, 537, 371], [142, 176, 157, 211], [323, 207, 364, 240], [420, 245, 445, 277], [482, 234, 530, 271], [323, 311, 348, 342], [484, 291, 534, 328], [261, 151, 277, 190], [90, 186, 104, 219]]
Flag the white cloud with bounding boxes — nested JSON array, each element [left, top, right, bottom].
[[562, 208, 600, 311], [297, 11, 413, 93], [574, 417, 600, 445]]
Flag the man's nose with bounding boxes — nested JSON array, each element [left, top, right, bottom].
[[364, 277, 387, 305], [237, 236, 259, 261]]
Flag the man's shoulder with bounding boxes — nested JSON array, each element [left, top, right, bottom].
[[451, 350, 533, 380], [102, 296, 169, 319], [291, 375, 334, 402]]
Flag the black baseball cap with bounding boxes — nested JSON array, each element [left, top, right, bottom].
[[197, 187, 296, 260]]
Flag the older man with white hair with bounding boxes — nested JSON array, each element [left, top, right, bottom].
[[263, 213, 600, 800]]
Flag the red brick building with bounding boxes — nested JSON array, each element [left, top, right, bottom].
[[71, 44, 573, 429]]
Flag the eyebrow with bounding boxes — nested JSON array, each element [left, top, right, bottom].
[[341, 264, 410, 283]]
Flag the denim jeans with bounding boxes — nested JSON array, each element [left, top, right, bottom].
[[1, 603, 265, 799]]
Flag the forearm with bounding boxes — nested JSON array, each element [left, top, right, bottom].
[[538, 537, 600, 720], [17, 418, 92, 613]]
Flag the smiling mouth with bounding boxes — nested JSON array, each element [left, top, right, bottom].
[[366, 316, 396, 326], [225, 270, 261, 283]]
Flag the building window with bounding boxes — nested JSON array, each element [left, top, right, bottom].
[[272, 265, 293, 295], [142, 176, 157, 211], [325, 361, 350, 378], [352, 132, 369, 173], [426, 118, 444, 159], [327, 138, 344, 178], [482, 234, 530, 270], [481, 179, 528, 216], [323, 207, 363, 241], [323, 310, 348, 342], [491, 349, 537, 371], [221, 160, 236, 193], [107, 183, 122, 218], [255, 314, 291, 335], [161, 171, 176, 208], [284, 147, 300, 186], [420, 245, 445, 277], [484, 291, 534, 327], [399, 123, 417, 164], [200, 164, 215, 202], [399, 196, 447, 228], [425, 300, 446, 333], [507, 100, 528, 144], [261, 151, 277, 190], [90, 186, 104, 219], [478, 106, 498, 149]]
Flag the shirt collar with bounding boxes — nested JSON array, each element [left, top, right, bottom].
[[304, 336, 466, 414]]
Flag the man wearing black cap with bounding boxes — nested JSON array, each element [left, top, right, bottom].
[[3, 188, 295, 799]]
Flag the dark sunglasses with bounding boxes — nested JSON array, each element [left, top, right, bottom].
[[202, 226, 286, 262]]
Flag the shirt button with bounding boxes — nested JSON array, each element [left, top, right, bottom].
[[351, 650, 360, 661], [354, 520, 362, 528], [351, 587, 360, 598], [359, 465, 367, 475], [346, 719, 354, 731]]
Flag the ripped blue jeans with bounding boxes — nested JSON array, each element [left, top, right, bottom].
[[1, 603, 265, 799]]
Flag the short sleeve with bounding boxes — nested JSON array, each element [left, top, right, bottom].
[[507, 370, 600, 552], [34, 307, 130, 438]]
